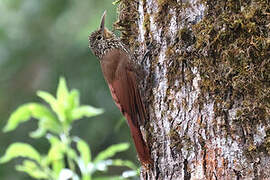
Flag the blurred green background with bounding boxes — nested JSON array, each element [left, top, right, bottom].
[[0, 0, 137, 179]]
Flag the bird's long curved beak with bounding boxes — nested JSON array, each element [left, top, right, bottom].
[[100, 10, 106, 32]]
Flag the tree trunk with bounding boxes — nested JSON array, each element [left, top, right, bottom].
[[114, 0, 270, 179]]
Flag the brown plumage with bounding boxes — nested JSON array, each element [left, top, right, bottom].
[[88, 11, 152, 166]]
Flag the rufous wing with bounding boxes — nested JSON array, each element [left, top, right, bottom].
[[101, 49, 152, 165]]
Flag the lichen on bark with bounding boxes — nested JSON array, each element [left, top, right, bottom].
[[193, 0, 270, 157]]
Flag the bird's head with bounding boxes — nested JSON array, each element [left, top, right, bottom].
[[89, 11, 115, 59]]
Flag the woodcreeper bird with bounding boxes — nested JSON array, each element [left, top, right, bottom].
[[88, 11, 152, 166]]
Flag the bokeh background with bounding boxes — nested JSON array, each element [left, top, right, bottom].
[[0, 0, 137, 179]]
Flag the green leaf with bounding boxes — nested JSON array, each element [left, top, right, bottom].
[[56, 77, 69, 106], [15, 160, 48, 179], [2, 101, 61, 136], [37, 91, 56, 107], [29, 103, 57, 120], [65, 89, 80, 122], [75, 138, 91, 166], [56, 77, 78, 123], [30, 117, 62, 138], [68, 89, 80, 109], [71, 105, 103, 121], [94, 143, 129, 163], [37, 91, 66, 122], [3, 104, 32, 132], [75, 138, 92, 180], [0, 143, 41, 164], [29, 127, 46, 138], [110, 159, 138, 170], [3, 103, 57, 132]]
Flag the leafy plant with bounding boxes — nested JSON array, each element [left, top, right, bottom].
[[1, 77, 139, 180]]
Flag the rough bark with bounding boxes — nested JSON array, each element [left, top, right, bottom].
[[114, 0, 270, 179]]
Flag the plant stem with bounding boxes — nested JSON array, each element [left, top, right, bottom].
[[61, 129, 76, 172]]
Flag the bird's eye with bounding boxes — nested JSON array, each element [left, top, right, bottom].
[[97, 35, 102, 40]]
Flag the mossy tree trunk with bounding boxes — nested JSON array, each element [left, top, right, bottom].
[[115, 0, 270, 179]]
